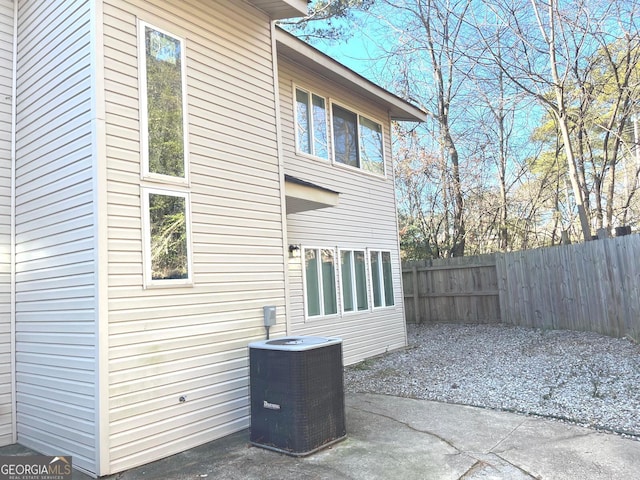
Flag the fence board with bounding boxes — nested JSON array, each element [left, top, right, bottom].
[[403, 233, 640, 339]]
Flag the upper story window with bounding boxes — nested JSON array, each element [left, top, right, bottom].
[[295, 87, 328, 159], [332, 104, 385, 176], [370, 250, 394, 308], [139, 21, 192, 287], [139, 22, 188, 182]]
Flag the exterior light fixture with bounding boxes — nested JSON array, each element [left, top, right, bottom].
[[288, 244, 301, 258]]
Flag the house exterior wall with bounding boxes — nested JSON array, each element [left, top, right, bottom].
[[13, 0, 98, 473], [0, 0, 13, 449], [278, 56, 407, 365], [103, 0, 286, 473]]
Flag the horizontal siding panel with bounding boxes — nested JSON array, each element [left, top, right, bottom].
[[16, 212, 93, 246], [16, 382, 94, 411], [109, 322, 264, 350], [15, 125, 91, 178], [16, 371, 94, 397], [14, 190, 92, 226], [109, 415, 248, 473], [18, 403, 93, 435], [104, 0, 286, 472], [109, 342, 250, 378], [15, 247, 94, 275], [15, 170, 92, 216], [16, 352, 94, 371], [110, 392, 247, 449], [17, 424, 94, 467], [108, 287, 283, 306], [18, 63, 91, 133], [109, 362, 245, 404], [15, 0, 96, 472], [108, 303, 273, 329], [15, 226, 94, 259]]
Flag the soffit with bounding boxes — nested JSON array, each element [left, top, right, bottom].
[[247, 0, 308, 19]]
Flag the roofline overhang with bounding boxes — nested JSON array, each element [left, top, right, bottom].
[[275, 27, 427, 122], [284, 174, 340, 214], [247, 0, 308, 20]]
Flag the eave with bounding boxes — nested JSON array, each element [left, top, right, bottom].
[[284, 175, 339, 214], [247, 0, 308, 20]]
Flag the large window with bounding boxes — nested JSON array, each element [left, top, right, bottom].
[[332, 104, 385, 175], [295, 88, 328, 159], [304, 248, 338, 317], [340, 250, 368, 313], [139, 22, 192, 286], [370, 250, 394, 308], [139, 22, 188, 181], [143, 189, 192, 284]]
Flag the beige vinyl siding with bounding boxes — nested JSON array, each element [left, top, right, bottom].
[[279, 56, 407, 365], [104, 0, 285, 473], [0, 0, 12, 448], [14, 0, 97, 473]]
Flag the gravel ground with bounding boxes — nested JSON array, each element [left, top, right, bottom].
[[344, 323, 640, 437]]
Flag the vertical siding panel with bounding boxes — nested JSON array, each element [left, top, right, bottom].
[[14, 0, 96, 473], [278, 56, 407, 365], [104, 0, 285, 473], [0, 0, 13, 449]]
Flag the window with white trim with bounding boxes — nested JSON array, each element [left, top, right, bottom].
[[340, 249, 368, 313], [142, 188, 192, 284], [295, 87, 328, 159], [370, 250, 394, 307], [304, 248, 338, 317], [332, 103, 385, 175], [139, 22, 188, 182], [139, 21, 192, 286]]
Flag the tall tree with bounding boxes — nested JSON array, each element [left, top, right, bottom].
[[279, 0, 374, 41]]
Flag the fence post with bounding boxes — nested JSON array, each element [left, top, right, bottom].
[[412, 266, 421, 323]]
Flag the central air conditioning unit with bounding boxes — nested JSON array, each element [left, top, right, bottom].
[[248, 336, 346, 456]]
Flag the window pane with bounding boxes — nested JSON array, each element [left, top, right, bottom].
[[312, 94, 328, 159], [305, 249, 321, 316], [332, 105, 359, 167], [145, 27, 185, 178], [370, 251, 382, 307], [354, 250, 368, 310], [149, 193, 188, 280], [322, 249, 337, 315], [382, 251, 394, 306], [341, 251, 354, 312], [296, 89, 311, 154], [360, 116, 384, 175]]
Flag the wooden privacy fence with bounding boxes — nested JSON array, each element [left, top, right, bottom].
[[402, 234, 640, 340]]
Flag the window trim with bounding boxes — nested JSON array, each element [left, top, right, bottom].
[[302, 246, 339, 320], [293, 85, 329, 161], [369, 249, 395, 309], [339, 248, 369, 314], [141, 186, 193, 288], [138, 20, 190, 186], [329, 100, 387, 178]]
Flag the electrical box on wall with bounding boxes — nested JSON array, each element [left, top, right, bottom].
[[263, 305, 276, 327]]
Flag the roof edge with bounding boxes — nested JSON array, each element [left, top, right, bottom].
[[275, 27, 427, 122]]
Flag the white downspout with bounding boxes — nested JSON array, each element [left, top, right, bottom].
[[10, 0, 18, 445]]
